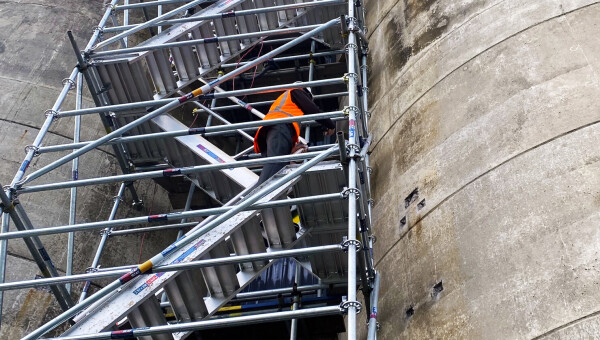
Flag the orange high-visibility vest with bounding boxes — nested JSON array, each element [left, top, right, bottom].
[[253, 90, 304, 153]]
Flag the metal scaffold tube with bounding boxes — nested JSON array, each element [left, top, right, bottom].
[[367, 271, 381, 340], [0, 245, 343, 292], [55, 91, 347, 118], [21, 146, 337, 340], [17, 18, 340, 187], [66, 72, 84, 293], [0, 185, 73, 313], [79, 183, 127, 303], [48, 306, 343, 340], [114, 0, 191, 11], [93, 0, 212, 50], [18, 150, 339, 194], [107, 0, 344, 31], [0, 192, 342, 241], [35, 111, 344, 155], [92, 24, 323, 58], [345, 2, 361, 338]]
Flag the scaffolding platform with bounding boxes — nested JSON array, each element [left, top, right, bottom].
[[0, 0, 378, 339]]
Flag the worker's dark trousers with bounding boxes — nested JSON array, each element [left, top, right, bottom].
[[255, 123, 294, 187]]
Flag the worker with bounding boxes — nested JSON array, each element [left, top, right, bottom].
[[253, 86, 336, 186]]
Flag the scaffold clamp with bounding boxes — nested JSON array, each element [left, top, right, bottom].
[[24, 145, 40, 157], [343, 73, 358, 84], [340, 299, 363, 314], [342, 187, 361, 200], [345, 42, 358, 54], [44, 109, 59, 120], [85, 267, 99, 273], [0, 201, 14, 213], [62, 78, 76, 90], [341, 238, 363, 252]]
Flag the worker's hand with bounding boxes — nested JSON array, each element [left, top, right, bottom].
[[323, 128, 335, 136], [291, 143, 308, 155]]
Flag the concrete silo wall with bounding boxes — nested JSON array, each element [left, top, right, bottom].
[[365, 0, 600, 338], [0, 1, 175, 337]]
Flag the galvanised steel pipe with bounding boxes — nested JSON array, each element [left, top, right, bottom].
[[48, 306, 342, 340], [21, 146, 336, 340], [92, 24, 322, 58], [190, 91, 349, 115], [93, 0, 211, 50], [66, 72, 84, 293], [0, 192, 342, 240], [19, 18, 341, 187], [0, 185, 73, 312], [346, 6, 360, 340], [19, 150, 338, 194], [221, 50, 344, 68], [0, 0, 118, 327], [109, 221, 198, 236], [367, 271, 381, 340], [108, 0, 344, 30], [37, 111, 344, 154], [55, 91, 347, 119], [194, 102, 254, 142], [195, 78, 344, 100], [78, 183, 126, 303], [0, 244, 342, 292], [114, 0, 191, 11]]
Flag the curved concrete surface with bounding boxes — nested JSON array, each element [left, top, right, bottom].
[[365, 0, 600, 338]]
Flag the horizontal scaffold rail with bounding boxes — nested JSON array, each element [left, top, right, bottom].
[[58, 83, 342, 121], [49, 306, 343, 340], [18, 150, 339, 193], [1, 192, 342, 239], [37, 111, 344, 154], [107, 0, 344, 31], [0, 244, 343, 291], [92, 24, 324, 58]]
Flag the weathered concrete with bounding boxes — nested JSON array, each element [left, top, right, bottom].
[[365, 0, 600, 338], [0, 1, 177, 337]]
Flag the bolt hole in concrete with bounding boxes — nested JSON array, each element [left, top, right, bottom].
[[432, 280, 443, 297], [405, 306, 415, 318], [400, 216, 407, 228], [417, 198, 426, 210], [404, 188, 419, 208]]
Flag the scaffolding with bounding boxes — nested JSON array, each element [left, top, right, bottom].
[[0, 0, 378, 339]]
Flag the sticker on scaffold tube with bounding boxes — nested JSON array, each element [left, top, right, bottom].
[[132, 239, 206, 295]]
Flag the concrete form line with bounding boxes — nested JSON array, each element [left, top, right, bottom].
[[375, 117, 600, 267], [532, 308, 600, 339], [0, 117, 115, 158], [370, 0, 600, 153]]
